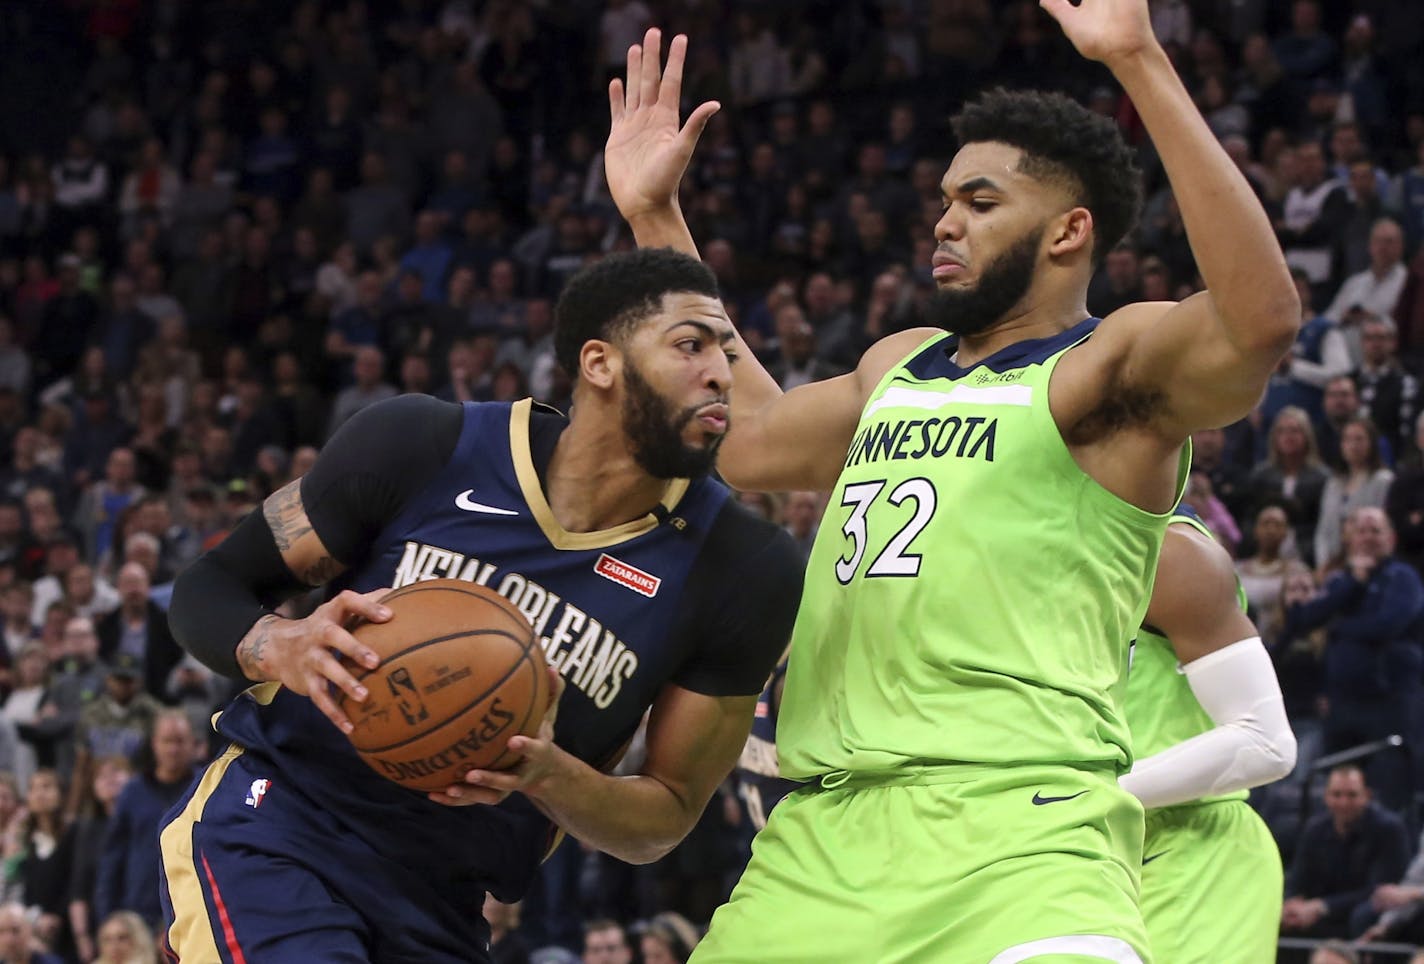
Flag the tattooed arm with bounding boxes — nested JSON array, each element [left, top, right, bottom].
[[170, 396, 465, 729]]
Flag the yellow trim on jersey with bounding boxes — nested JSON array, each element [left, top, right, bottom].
[[508, 398, 690, 550], [160, 744, 244, 962]]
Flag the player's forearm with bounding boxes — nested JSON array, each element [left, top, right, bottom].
[[627, 204, 699, 259], [1110, 46, 1298, 352], [526, 763, 700, 864], [1121, 638, 1296, 808]]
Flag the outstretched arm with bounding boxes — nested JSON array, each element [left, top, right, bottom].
[[1043, 0, 1299, 438], [605, 29, 929, 492], [1119, 524, 1296, 809]]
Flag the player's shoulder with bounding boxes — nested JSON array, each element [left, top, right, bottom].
[[856, 327, 944, 390], [704, 496, 805, 591], [1075, 301, 1177, 363]]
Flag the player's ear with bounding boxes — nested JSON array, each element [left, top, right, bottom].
[[1047, 206, 1093, 258], [580, 339, 620, 390]]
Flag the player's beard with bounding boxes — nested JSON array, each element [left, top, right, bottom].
[[621, 359, 725, 480], [925, 223, 1045, 338]]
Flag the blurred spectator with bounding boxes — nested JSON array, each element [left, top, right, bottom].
[[1355, 316, 1419, 462], [1, 430, 67, 516], [1284, 763, 1410, 941], [6, 769, 75, 957], [1238, 505, 1300, 643], [1248, 407, 1329, 563], [1323, 220, 1407, 367], [66, 656, 159, 823], [65, 756, 131, 964], [93, 909, 156, 964], [1314, 418, 1394, 570], [1386, 412, 1424, 576], [73, 448, 144, 565], [94, 711, 197, 931], [770, 307, 837, 391], [1279, 140, 1349, 306], [33, 617, 106, 777], [35, 257, 99, 393], [1308, 943, 1358, 964], [1318, 375, 1369, 471], [1286, 508, 1424, 809], [1181, 470, 1242, 555], [96, 563, 180, 705], [1189, 426, 1251, 524], [345, 153, 410, 257], [1265, 269, 1352, 431], [0, 901, 63, 964], [327, 346, 396, 439], [582, 919, 632, 964], [637, 912, 699, 964]]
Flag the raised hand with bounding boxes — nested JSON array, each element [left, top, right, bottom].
[[605, 28, 720, 222], [1038, 0, 1158, 67]]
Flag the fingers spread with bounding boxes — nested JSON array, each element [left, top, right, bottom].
[[660, 33, 687, 108], [625, 43, 642, 111], [609, 78, 625, 123]]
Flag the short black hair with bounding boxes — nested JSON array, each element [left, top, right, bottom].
[[554, 248, 720, 378], [951, 88, 1142, 262]]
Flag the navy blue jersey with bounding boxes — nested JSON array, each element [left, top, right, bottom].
[[213, 398, 801, 902]]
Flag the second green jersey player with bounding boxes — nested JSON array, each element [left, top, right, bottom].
[[1122, 508, 1296, 963]]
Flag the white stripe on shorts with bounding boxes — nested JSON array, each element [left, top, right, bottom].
[[988, 934, 1143, 963]]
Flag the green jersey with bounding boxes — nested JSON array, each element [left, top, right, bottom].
[[779, 321, 1188, 780], [1124, 509, 1251, 807]]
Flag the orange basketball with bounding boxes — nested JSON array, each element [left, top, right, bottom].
[[337, 579, 550, 792]]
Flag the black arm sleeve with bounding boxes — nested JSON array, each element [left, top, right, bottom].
[[167, 394, 465, 679], [671, 502, 805, 697], [300, 394, 464, 564]]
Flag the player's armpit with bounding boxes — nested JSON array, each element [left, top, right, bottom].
[[1104, 285, 1295, 443], [718, 328, 941, 493], [1145, 522, 1256, 666], [263, 479, 347, 586]]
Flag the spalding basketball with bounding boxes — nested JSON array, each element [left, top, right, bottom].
[[337, 579, 550, 793]]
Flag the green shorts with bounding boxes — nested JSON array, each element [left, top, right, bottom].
[[1140, 800, 1281, 964], [692, 764, 1151, 963]]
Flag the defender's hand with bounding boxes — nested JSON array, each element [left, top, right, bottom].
[[1039, 0, 1158, 68], [429, 669, 566, 807], [238, 589, 391, 733], [606, 28, 720, 221]]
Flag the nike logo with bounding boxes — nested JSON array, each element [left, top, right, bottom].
[[1142, 851, 1169, 865], [454, 490, 518, 516], [1031, 790, 1089, 806]]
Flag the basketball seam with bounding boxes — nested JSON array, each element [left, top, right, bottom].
[[478, 652, 545, 771], [351, 636, 538, 753], [345, 628, 528, 687], [379, 582, 532, 638]]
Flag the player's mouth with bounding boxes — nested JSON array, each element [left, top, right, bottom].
[[932, 251, 967, 280], [695, 403, 729, 434]]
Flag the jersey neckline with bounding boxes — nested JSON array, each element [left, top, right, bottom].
[[507, 398, 691, 551]]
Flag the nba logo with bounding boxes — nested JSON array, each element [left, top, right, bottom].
[[245, 778, 271, 808], [388, 667, 430, 726]]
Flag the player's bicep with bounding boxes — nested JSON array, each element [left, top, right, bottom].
[[1113, 295, 1289, 437], [720, 328, 938, 493], [1146, 526, 1256, 666], [262, 479, 346, 587], [640, 685, 758, 821]]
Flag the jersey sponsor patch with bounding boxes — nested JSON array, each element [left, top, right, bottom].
[[594, 553, 660, 598]]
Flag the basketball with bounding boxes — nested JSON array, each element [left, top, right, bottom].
[[336, 579, 550, 793]]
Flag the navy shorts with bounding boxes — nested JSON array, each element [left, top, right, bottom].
[[159, 745, 492, 963]]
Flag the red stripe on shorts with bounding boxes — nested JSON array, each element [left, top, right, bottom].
[[200, 850, 249, 964]]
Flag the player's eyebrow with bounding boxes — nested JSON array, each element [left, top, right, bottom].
[[948, 176, 1003, 197], [666, 319, 735, 343]]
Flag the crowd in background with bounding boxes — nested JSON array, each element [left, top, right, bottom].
[[0, 0, 1423, 961]]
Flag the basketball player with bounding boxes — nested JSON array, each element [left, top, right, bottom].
[[1122, 506, 1295, 963], [159, 248, 803, 963], [604, 0, 1299, 955], [733, 658, 799, 832]]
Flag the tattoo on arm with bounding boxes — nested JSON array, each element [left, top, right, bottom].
[[299, 556, 345, 586], [264, 480, 313, 552], [237, 614, 279, 680]]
